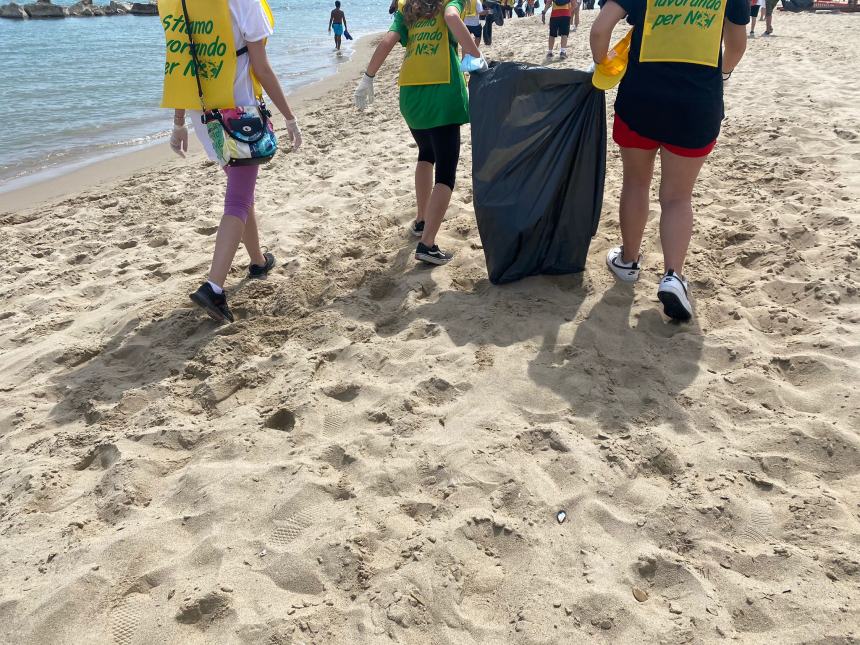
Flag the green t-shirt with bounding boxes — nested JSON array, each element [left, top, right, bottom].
[[390, 0, 470, 131]]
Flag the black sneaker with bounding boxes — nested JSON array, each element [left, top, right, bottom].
[[249, 251, 276, 278], [410, 220, 425, 238], [657, 270, 693, 322], [415, 242, 453, 266], [190, 282, 234, 323]]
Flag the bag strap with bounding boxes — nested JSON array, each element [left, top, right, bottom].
[[179, 0, 207, 112]]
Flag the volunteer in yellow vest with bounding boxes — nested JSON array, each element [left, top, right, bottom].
[[591, 0, 747, 321], [354, 0, 486, 266], [161, 0, 302, 323]]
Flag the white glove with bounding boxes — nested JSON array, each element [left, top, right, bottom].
[[285, 119, 302, 152], [355, 73, 375, 111], [461, 54, 489, 74], [170, 124, 188, 158]]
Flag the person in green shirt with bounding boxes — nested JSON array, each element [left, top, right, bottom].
[[354, 0, 484, 266]]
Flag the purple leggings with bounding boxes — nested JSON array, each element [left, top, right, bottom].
[[223, 165, 259, 222]]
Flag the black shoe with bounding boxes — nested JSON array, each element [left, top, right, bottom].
[[410, 220, 425, 238], [415, 242, 453, 266], [190, 282, 234, 323], [249, 251, 276, 278]]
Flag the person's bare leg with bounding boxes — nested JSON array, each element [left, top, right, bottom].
[[547, 35, 555, 53], [242, 205, 266, 267], [574, 6, 580, 28], [750, 15, 756, 33], [560, 35, 568, 50], [208, 215, 245, 288], [419, 184, 453, 247], [657, 148, 708, 275], [619, 146, 658, 263], [765, 10, 773, 32], [415, 161, 433, 224]]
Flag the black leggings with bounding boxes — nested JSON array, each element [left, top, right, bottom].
[[410, 124, 461, 190]]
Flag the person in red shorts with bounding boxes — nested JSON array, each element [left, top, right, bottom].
[[541, 0, 574, 59], [590, 0, 748, 321]]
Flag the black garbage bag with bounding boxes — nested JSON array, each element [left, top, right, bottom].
[[469, 63, 606, 285]]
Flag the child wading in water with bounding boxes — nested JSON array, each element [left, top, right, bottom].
[[354, 0, 486, 266]]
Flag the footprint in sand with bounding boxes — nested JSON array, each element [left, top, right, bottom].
[[109, 593, 154, 645], [737, 500, 775, 545], [320, 444, 356, 469], [268, 506, 322, 548], [323, 411, 345, 436]]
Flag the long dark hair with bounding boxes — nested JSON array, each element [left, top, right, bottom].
[[402, 0, 445, 25]]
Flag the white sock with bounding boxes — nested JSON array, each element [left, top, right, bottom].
[[560, 48, 567, 54], [207, 280, 224, 295]]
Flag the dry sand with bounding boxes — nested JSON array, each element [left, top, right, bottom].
[[1, 11, 859, 645]]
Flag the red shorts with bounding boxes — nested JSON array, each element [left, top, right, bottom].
[[612, 115, 716, 158]]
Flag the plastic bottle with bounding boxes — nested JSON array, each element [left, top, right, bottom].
[[592, 29, 633, 90]]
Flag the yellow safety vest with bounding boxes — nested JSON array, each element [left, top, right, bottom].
[[639, 0, 725, 67], [463, 0, 478, 18], [397, 0, 465, 87], [159, 0, 274, 109]]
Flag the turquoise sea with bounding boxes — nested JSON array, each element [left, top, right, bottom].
[[0, 0, 392, 189]]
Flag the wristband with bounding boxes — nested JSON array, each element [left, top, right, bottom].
[[722, 70, 732, 81], [364, 71, 375, 79]]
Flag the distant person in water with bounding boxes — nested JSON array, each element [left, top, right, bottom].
[[329, 1, 348, 51]]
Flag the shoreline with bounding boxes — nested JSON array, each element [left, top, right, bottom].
[[0, 31, 380, 214]]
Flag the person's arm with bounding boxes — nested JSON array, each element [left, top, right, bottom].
[[366, 30, 401, 77], [170, 108, 188, 157], [246, 39, 295, 121], [445, 5, 481, 58], [722, 22, 747, 74], [589, 0, 627, 64], [343, 13, 348, 30], [328, 12, 333, 31], [722, 0, 749, 75]]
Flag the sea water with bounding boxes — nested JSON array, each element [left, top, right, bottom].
[[0, 0, 392, 189]]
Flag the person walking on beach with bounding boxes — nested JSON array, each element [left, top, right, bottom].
[[464, 0, 485, 48], [329, 1, 348, 51], [163, 0, 302, 323], [542, 0, 574, 59], [354, 0, 486, 266], [762, 0, 776, 34], [748, 0, 764, 36], [591, 0, 748, 320]]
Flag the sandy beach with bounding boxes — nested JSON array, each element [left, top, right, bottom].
[[1, 11, 859, 644]]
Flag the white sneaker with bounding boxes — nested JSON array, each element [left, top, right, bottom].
[[657, 270, 692, 321], [606, 246, 642, 282]]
